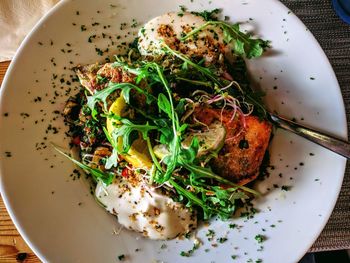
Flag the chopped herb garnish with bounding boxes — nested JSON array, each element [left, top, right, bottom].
[[206, 229, 215, 241], [254, 234, 265, 243], [191, 8, 221, 21], [120, 22, 127, 30], [131, 19, 138, 28], [95, 48, 103, 56], [178, 5, 187, 17], [281, 185, 292, 191], [217, 237, 228, 243], [117, 254, 125, 261], [179, 240, 201, 257], [229, 223, 237, 229]]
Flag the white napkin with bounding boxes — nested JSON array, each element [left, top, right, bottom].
[[0, 0, 59, 62]]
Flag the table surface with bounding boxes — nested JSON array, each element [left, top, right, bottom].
[[0, 0, 350, 262]]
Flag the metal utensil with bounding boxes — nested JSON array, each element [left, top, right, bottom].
[[268, 113, 350, 159]]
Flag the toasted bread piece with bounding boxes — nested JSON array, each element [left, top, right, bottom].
[[194, 108, 272, 185], [75, 63, 135, 94], [75, 62, 151, 109], [74, 63, 101, 94]]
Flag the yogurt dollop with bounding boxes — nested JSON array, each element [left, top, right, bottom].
[[138, 12, 230, 63], [95, 177, 196, 240]]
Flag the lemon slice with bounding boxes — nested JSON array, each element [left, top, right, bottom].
[[154, 121, 226, 160], [107, 96, 152, 170], [182, 121, 226, 156], [153, 144, 170, 160]]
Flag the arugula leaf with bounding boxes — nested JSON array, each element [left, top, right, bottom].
[[117, 84, 154, 105], [100, 62, 181, 183], [163, 43, 223, 87], [107, 113, 158, 153], [175, 98, 186, 116], [102, 127, 119, 169], [119, 61, 181, 183], [153, 64, 182, 182], [86, 83, 122, 112], [104, 148, 119, 170], [176, 76, 214, 87], [87, 82, 156, 114], [157, 93, 172, 119], [169, 179, 210, 216], [233, 39, 245, 56], [146, 137, 162, 171], [111, 62, 179, 138], [212, 186, 248, 201], [159, 127, 173, 145], [191, 8, 220, 21], [54, 146, 114, 185], [179, 137, 199, 163], [170, 177, 236, 219], [226, 57, 267, 118], [96, 74, 108, 84], [113, 60, 161, 85], [181, 161, 260, 196], [181, 21, 269, 59]]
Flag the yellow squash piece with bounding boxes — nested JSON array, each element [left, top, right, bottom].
[[106, 96, 153, 170]]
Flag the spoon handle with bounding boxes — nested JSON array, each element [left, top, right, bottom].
[[269, 113, 350, 159]]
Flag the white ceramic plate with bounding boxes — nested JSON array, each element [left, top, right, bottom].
[[0, 0, 347, 262]]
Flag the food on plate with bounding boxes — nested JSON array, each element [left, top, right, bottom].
[[61, 10, 271, 239], [138, 12, 232, 63]]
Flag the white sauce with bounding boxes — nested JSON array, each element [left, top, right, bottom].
[[95, 177, 196, 240], [138, 12, 230, 62]]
